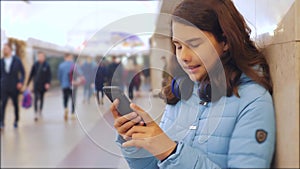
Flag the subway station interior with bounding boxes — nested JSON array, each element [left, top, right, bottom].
[[1, 0, 299, 168]]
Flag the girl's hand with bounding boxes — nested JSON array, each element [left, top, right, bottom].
[[110, 99, 144, 140], [122, 103, 177, 161]]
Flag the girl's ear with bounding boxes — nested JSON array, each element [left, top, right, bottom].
[[222, 35, 229, 52], [223, 42, 229, 52]]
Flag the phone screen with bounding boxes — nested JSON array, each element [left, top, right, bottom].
[[103, 86, 132, 116]]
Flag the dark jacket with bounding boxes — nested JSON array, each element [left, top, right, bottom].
[[95, 65, 107, 90], [0, 56, 25, 92], [27, 61, 51, 92], [107, 62, 122, 85]]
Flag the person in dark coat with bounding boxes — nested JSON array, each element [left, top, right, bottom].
[[81, 57, 96, 104], [26, 51, 51, 121], [95, 58, 107, 105], [107, 56, 123, 90], [0, 43, 25, 129], [125, 58, 141, 100]]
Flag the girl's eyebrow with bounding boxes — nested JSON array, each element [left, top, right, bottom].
[[172, 37, 203, 44], [185, 38, 203, 44]]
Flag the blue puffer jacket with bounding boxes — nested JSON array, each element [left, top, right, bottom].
[[116, 75, 276, 169]]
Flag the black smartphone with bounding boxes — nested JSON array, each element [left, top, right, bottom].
[[103, 86, 133, 116]]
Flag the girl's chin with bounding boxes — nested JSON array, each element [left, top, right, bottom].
[[185, 68, 206, 82], [188, 75, 199, 82], [188, 73, 205, 82]]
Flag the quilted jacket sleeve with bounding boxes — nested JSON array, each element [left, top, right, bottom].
[[227, 90, 276, 168], [157, 141, 222, 169], [116, 135, 159, 169]]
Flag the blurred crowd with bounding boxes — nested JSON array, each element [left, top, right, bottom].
[[0, 43, 150, 130]]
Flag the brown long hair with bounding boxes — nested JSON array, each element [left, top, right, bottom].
[[162, 0, 272, 105]]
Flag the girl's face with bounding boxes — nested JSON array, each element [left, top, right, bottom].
[[172, 21, 228, 82]]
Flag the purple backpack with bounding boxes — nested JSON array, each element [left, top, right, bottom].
[[22, 90, 32, 109]]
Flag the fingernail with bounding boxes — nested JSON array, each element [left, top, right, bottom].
[[131, 112, 137, 117], [123, 136, 129, 140]]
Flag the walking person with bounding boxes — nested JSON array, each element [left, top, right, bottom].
[[124, 58, 136, 99], [81, 57, 96, 104], [126, 59, 141, 100], [95, 58, 107, 105], [58, 53, 76, 121], [107, 56, 123, 90], [26, 51, 51, 121], [161, 56, 169, 88], [0, 43, 25, 129]]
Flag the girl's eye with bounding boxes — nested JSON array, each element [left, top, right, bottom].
[[187, 39, 203, 48], [176, 46, 182, 50], [189, 42, 201, 48]]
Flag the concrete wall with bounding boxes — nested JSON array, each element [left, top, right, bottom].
[[263, 1, 300, 167]]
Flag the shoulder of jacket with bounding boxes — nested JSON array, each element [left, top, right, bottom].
[[237, 82, 273, 110], [162, 104, 180, 120], [59, 62, 65, 67], [239, 82, 269, 98], [13, 56, 21, 62], [44, 62, 50, 67], [164, 103, 180, 114]]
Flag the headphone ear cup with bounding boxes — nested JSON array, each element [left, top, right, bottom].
[[198, 81, 211, 102], [171, 77, 194, 100], [171, 77, 181, 99]]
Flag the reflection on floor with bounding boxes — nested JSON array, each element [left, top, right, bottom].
[[1, 86, 165, 168]]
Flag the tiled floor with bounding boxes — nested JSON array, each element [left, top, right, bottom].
[[1, 86, 166, 168]]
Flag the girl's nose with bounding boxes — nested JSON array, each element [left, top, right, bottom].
[[179, 46, 192, 63]]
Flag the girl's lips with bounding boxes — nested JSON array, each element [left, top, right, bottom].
[[185, 65, 201, 73]]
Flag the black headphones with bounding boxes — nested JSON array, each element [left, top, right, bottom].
[[171, 76, 211, 105]]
